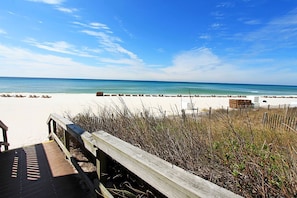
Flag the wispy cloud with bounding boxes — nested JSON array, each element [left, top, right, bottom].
[[115, 17, 134, 38], [24, 38, 99, 57], [243, 19, 261, 25], [0, 44, 144, 79], [237, 17, 262, 25], [55, 6, 77, 13], [244, 8, 297, 50], [199, 34, 211, 40], [211, 23, 224, 30], [216, 2, 234, 8], [81, 29, 142, 63], [0, 44, 100, 78], [73, 21, 111, 31], [0, 29, 7, 34], [27, 0, 64, 5], [156, 48, 165, 53], [211, 11, 225, 20], [74, 22, 134, 58]]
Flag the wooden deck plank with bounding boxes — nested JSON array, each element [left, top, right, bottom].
[[0, 141, 90, 198], [43, 140, 76, 177]]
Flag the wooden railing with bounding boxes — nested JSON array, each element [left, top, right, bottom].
[[47, 113, 242, 198], [0, 120, 9, 152]]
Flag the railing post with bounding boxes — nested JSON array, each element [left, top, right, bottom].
[[48, 119, 52, 140], [3, 128, 8, 151], [96, 149, 107, 183], [48, 119, 57, 140], [64, 130, 70, 151], [0, 120, 9, 151], [53, 120, 57, 134]]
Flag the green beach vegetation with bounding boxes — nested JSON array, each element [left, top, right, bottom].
[[70, 105, 297, 197]]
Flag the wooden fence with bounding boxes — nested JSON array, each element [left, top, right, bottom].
[[262, 112, 297, 132], [47, 113, 242, 198], [0, 120, 9, 151]]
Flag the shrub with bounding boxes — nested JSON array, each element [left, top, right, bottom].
[[71, 105, 297, 197]]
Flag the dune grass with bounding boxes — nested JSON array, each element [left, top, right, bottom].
[[70, 104, 297, 197]]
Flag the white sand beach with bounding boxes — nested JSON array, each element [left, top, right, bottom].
[[1, 93, 297, 149]]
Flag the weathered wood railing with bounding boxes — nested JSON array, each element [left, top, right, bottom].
[[0, 120, 9, 152], [47, 113, 242, 198]]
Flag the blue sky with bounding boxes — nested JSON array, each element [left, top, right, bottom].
[[0, 0, 297, 85]]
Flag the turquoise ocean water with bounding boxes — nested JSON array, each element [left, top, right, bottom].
[[0, 77, 296, 96]]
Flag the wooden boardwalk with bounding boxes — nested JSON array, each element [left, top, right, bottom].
[[0, 141, 90, 198]]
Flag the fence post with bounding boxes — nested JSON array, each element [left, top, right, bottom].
[[209, 107, 212, 119], [285, 105, 289, 119], [262, 112, 267, 125], [181, 109, 186, 122]]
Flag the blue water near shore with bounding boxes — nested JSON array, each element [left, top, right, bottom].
[[0, 77, 296, 96]]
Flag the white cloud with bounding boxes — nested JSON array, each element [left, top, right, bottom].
[[73, 21, 112, 33], [160, 48, 297, 84], [0, 44, 145, 79], [73, 21, 143, 66], [156, 48, 165, 53], [211, 23, 224, 30], [56, 6, 77, 13], [244, 19, 261, 25], [27, 0, 64, 5], [168, 48, 221, 73], [199, 34, 211, 40], [161, 48, 231, 81], [244, 8, 297, 47], [0, 44, 296, 85], [24, 38, 99, 57], [89, 22, 110, 30], [216, 2, 234, 8], [99, 58, 143, 67], [115, 17, 134, 38], [211, 11, 224, 20], [0, 29, 7, 34], [81, 30, 142, 62]]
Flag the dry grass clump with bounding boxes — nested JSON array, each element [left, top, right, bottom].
[[71, 104, 297, 197]]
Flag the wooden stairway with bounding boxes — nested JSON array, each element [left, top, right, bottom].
[[0, 141, 90, 198]]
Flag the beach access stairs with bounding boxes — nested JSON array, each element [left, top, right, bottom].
[[0, 114, 242, 198]]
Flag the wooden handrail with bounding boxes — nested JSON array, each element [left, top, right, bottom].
[[0, 120, 8, 131], [0, 120, 9, 151], [47, 113, 242, 198]]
